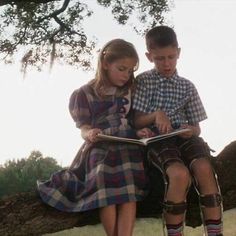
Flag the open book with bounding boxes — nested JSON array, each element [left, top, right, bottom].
[[97, 128, 191, 146]]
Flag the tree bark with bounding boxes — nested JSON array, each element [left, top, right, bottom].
[[1, 141, 236, 236]]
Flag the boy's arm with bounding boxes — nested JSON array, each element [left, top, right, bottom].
[[134, 111, 156, 129], [134, 110, 172, 134], [179, 123, 201, 138]]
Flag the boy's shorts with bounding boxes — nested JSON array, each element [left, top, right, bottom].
[[148, 136, 211, 172]]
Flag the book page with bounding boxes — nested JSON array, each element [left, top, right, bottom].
[[140, 128, 191, 145], [97, 134, 145, 145], [97, 128, 191, 146]]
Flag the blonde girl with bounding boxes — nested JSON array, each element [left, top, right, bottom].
[[38, 39, 150, 236]]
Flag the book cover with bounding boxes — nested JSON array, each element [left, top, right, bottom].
[[97, 128, 191, 146]]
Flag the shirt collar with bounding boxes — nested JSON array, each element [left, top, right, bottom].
[[153, 69, 179, 85]]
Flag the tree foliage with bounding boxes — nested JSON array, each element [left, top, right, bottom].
[[0, 0, 171, 73], [0, 151, 62, 198]]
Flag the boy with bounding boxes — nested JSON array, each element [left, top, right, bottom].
[[133, 26, 223, 236]]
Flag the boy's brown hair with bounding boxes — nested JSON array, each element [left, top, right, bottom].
[[145, 25, 178, 51]]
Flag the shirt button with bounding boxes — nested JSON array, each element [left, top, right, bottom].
[[122, 98, 128, 104]]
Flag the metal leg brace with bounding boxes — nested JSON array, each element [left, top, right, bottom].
[[147, 148, 169, 236], [148, 149, 189, 236], [192, 169, 223, 236]]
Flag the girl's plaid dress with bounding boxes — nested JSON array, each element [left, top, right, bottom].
[[37, 83, 148, 212]]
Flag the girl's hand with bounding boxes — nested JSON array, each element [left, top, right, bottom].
[[136, 128, 155, 138], [86, 128, 102, 143], [155, 110, 172, 134]]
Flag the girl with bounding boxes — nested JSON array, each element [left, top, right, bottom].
[[38, 39, 151, 236]]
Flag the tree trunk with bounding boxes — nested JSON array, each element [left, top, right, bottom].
[[1, 141, 236, 236]]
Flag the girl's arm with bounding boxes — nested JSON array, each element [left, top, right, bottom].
[[136, 128, 155, 138]]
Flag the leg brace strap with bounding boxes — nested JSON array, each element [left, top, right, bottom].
[[200, 193, 222, 208], [148, 148, 183, 173], [163, 201, 187, 215]]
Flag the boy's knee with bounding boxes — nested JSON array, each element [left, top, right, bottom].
[[167, 163, 191, 185], [191, 158, 213, 176]]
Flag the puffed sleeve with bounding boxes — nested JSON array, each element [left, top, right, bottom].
[[69, 87, 92, 128]]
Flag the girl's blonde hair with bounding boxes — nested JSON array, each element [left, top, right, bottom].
[[90, 39, 139, 97]]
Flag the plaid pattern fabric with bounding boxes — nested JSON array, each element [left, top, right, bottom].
[[69, 84, 137, 138], [133, 69, 207, 128], [37, 83, 148, 212]]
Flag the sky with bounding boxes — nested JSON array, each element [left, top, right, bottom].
[[1, 0, 236, 167]]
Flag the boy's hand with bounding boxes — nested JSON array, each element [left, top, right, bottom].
[[154, 110, 172, 134], [179, 124, 200, 138], [136, 128, 155, 138]]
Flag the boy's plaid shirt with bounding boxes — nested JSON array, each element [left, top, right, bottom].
[[133, 69, 207, 128]]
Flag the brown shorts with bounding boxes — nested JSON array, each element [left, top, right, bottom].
[[148, 136, 211, 172]]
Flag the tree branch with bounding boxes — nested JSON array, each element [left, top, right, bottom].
[[52, 15, 82, 37], [0, 0, 169, 71], [36, 0, 70, 24], [1, 141, 236, 236], [0, 0, 56, 7]]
